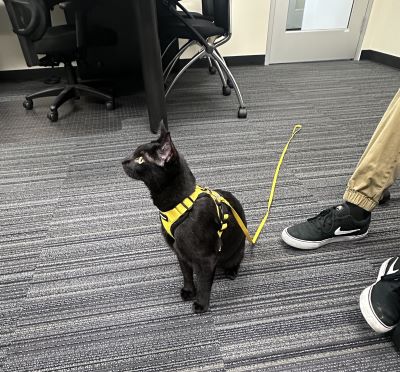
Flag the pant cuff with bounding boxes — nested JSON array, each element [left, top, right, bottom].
[[343, 188, 377, 211]]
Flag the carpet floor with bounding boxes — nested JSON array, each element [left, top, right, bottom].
[[1, 60, 400, 371]]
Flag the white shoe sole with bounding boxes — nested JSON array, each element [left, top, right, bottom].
[[281, 228, 368, 250], [359, 258, 397, 333]]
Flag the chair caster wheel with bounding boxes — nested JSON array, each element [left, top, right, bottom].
[[238, 107, 247, 119], [227, 78, 234, 89], [23, 99, 33, 110], [209, 66, 217, 75], [222, 86, 231, 96], [47, 110, 58, 122], [106, 101, 115, 110]]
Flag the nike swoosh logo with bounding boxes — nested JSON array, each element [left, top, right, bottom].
[[334, 227, 361, 236], [387, 258, 399, 275]]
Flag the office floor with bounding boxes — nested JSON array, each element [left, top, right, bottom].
[[1, 60, 400, 371]]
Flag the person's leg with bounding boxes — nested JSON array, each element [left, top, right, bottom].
[[282, 90, 400, 250], [344, 89, 400, 211]]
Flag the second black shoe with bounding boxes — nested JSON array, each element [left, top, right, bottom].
[[281, 203, 370, 250], [360, 257, 400, 333]]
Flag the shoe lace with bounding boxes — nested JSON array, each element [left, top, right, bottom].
[[307, 206, 338, 234]]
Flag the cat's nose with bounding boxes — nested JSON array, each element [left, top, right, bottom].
[[122, 157, 131, 165]]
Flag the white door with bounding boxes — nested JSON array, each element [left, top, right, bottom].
[[267, 0, 371, 64]]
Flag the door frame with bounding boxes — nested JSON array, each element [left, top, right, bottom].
[[265, 0, 375, 65]]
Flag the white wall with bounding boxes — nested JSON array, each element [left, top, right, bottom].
[[0, 0, 65, 70], [1, 0, 399, 72], [220, 0, 269, 57], [361, 0, 400, 57], [179, 0, 270, 58], [0, 0, 270, 71], [0, 0, 28, 70]]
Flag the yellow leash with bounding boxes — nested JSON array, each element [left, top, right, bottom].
[[159, 124, 302, 245], [233, 124, 302, 245]]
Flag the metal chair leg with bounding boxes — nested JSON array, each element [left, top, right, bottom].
[[165, 49, 207, 98], [214, 49, 234, 88], [75, 84, 113, 102], [162, 38, 177, 60], [49, 86, 76, 111], [46, 86, 76, 122], [207, 57, 216, 75], [212, 51, 247, 118], [213, 60, 231, 96], [164, 40, 196, 81], [25, 86, 65, 100], [23, 86, 65, 110]]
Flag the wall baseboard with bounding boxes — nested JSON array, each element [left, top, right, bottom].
[[180, 54, 265, 67], [0, 66, 144, 95], [360, 50, 400, 70], [0, 67, 66, 82], [0, 54, 265, 82], [5, 52, 398, 80]]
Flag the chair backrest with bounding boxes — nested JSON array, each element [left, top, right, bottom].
[[201, 0, 214, 18], [3, 0, 51, 66], [212, 0, 230, 33]]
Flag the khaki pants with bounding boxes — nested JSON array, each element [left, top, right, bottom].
[[343, 89, 400, 211]]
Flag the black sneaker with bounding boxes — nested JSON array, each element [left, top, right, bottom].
[[379, 189, 391, 205], [359, 257, 400, 333], [281, 203, 370, 250]]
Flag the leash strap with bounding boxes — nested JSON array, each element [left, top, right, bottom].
[[227, 124, 302, 245], [159, 124, 302, 245], [250, 124, 302, 244]]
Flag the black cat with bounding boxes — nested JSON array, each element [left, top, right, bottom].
[[122, 126, 246, 313]]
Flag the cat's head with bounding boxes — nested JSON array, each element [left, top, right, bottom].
[[122, 125, 179, 188]]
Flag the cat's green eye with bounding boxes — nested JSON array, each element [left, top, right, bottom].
[[135, 156, 145, 164]]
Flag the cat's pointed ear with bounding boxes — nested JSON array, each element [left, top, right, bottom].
[[158, 131, 177, 165]]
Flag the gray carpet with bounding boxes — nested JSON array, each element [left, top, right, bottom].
[[1, 60, 400, 371]]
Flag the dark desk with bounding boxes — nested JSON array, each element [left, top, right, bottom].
[[132, 0, 167, 133], [76, 0, 167, 133]]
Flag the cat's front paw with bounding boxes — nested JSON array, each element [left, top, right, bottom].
[[192, 301, 208, 314], [224, 268, 239, 280], [180, 287, 196, 301]]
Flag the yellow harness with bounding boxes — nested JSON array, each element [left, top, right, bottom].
[[159, 124, 302, 245], [159, 185, 250, 241]]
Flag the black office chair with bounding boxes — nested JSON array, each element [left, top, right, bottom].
[[160, 0, 247, 118], [161, 0, 217, 76], [178, 0, 214, 21], [3, 0, 117, 122]]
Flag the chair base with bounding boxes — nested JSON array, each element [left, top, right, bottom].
[[164, 46, 247, 119], [23, 62, 115, 122]]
